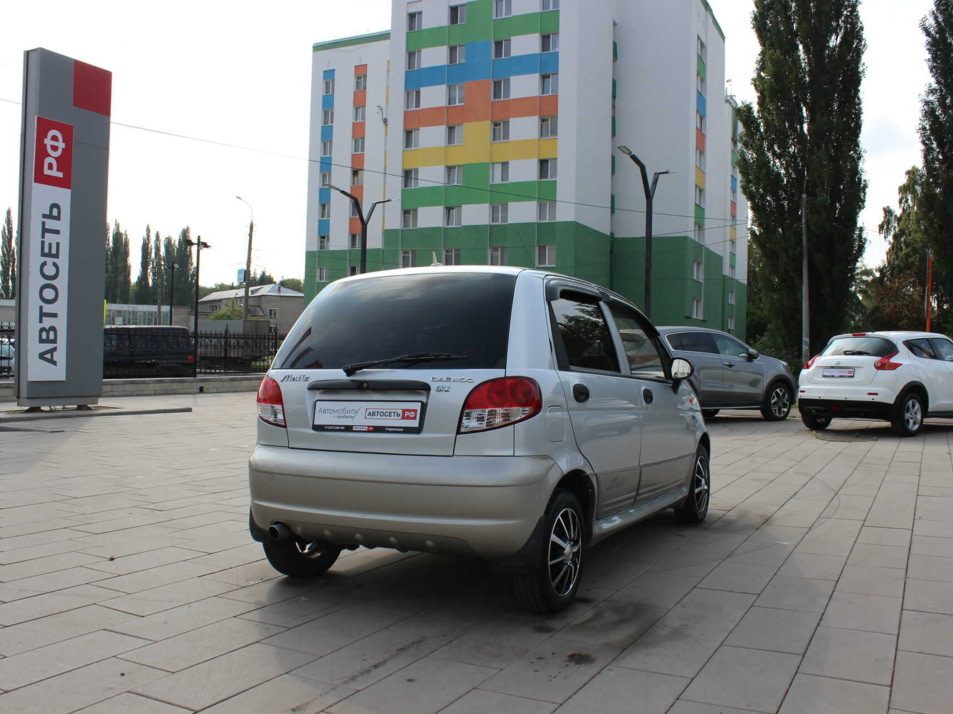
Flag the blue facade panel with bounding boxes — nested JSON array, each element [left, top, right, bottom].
[[322, 93, 334, 111], [319, 187, 331, 204], [323, 69, 335, 80], [319, 158, 332, 172], [731, 175, 738, 192], [697, 91, 706, 117], [321, 125, 333, 142], [493, 54, 542, 79], [318, 219, 330, 236], [406, 65, 449, 90], [539, 52, 559, 74]]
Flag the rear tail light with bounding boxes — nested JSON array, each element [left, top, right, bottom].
[[873, 351, 902, 370], [257, 376, 286, 427], [459, 377, 542, 433], [804, 355, 819, 369]]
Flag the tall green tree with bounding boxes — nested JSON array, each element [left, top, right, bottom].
[[919, 1, 953, 305], [0, 208, 15, 300], [737, 0, 867, 358], [105, 221, 131, 303], [133, 226, 153, 305], [175, 228, 195, 306]]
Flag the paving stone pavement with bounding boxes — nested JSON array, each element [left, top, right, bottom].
[[0, 392, 951, 712]]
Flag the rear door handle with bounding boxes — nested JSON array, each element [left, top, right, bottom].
[[643, 388, 654, 404], [572, 384, 590, 403], [723, 362, 734, 368]]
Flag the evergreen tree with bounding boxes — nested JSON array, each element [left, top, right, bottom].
[[175, 228, 195, 306], [737, 0, 867, 358], [919, 1, 953, 306], [152, 231, 165, 314], [133, 226, 153, 305], [0, 208, 15, 299]]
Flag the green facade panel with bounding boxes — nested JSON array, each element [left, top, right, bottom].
[[406, 2, 557, 49], [402, 176, 555, 209]]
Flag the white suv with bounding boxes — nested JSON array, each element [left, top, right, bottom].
[[798, 331, 953, 436], [249, 267, 709, 613]]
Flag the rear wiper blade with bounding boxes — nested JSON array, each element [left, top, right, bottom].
[[342, 352, 467, 377], [841, 350, 870, 356]]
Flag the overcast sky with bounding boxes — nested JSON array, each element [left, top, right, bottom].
[[0, 0, 935, 286]]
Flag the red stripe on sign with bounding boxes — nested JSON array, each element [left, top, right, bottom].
[[34, 117, 73, 189], [73, 61, 112, 116]]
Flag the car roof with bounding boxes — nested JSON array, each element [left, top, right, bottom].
[[829, 331, 948, 341], [656, 326, 735, 338]]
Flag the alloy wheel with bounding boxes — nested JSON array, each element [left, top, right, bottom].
[[547, 507, 582, 597]]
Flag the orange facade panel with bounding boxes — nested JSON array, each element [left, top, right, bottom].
[[349, 217, 363, 235], [354, 64, 367, 75], [353, 89, 367, 107], [352, 121, 366, 138], [405, 107, 447, 129], [351, 153, 364, 170], [696, 128, 706, 152]]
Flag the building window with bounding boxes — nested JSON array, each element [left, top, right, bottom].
[[403, 168, 419, 188], [448, 83, 465, 106], [729, 264, 736, 279], [320, 171, 331, 187], [692, 298, 703, 320], [537, 244, 556, 267], [318, 235, 329, 250], [355, 74, 367, 90], [320, 203, 330, 219], [323, 78, 335, 95], [401, 249, 415, 268], [539, 158, 558, 180], [349, 233, 361, 250], [697, 73, 706, 95], [538, 200, 556, 222], [351, 169, 363, 186], [408, 11, 422, 31], [318, 266, 329, 282], [728, 290, 735, 305], [406, 89, 421, 110], [492, 120, 510, 142], [322, 109, 334, 125], [693, 261, 704, 282], [449, 44, 466, 65], [490, 203, 508, 224], [352, 137, 365, 154], [489, 246, 507, 265], [541, 73, 559, 95], [728, 316, 735, 333], [492, 78, 510, 100], [494, 0, 512, 18], [695, 147, 706, 170], [267, 307, 278, 320], [321, 140, 332, 156], [494, 39, 511, 59], [539, 115, 558, 138], [541, 33, 559, 53], [354, 105, 366, 122], [696, 111, 705, 133], [695, 185, 705, 208], [445, 206, 462, 227], [444, 248, 461, 265], [694, 224, 705, 244], [491, 161, 509, 183], [349, 265, 360, 276], [446, 165, 463, 185], [449, 4, 467, 25], [697, 36, 707, 61], [447, 124, 463, 145], [349, 202, 360, 218], [407, 50, 421, 70], [404, 128, 419, 149], [402, 208, 418, 228], [542, 0, 559, 9]]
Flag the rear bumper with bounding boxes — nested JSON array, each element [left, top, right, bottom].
[[798, 398, 894, 421], [248, 444, 562, 561]]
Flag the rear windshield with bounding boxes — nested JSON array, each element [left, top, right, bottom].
[[821, 336, 896, 358], [275, 272, 516, 371]]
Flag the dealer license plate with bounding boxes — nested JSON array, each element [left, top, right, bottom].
[[822, 368, 855, 378], [313, 400, 423, 433]]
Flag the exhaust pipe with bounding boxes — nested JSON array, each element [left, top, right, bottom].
[[268, 523, 292, 541]]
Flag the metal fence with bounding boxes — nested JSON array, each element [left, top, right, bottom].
[[0, 322, 286, 376]]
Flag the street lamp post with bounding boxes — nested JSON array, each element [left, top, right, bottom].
[[167, 258, 175, 326], [185, 236, 210, 373], [617, 146, 670, 319], [329, 185, 391, 274], [236, 196, 254, 321]]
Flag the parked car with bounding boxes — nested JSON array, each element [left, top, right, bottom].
[[798, 330, 953, 436], [249, 266, 710, 613], [103, 325, 195, 378], [657, 326, 796, 420], [0, 340, 13, 377]]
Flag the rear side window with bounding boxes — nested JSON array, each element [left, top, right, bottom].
[[906, 338, 937, 359], [931, 337, 953, 361], [822, 336, 895, 357], [668, 331, 717, 354], [550, 293, 620, 373], [275, 273, 515, 370]]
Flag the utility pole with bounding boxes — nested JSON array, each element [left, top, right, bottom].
[[168, 259, 175, 326], [617, 146, 670, 318], [236, 196, 254, 322], [185, 236, 210, 373]]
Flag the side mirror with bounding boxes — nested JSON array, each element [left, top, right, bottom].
[[746, 349, 760, 361], [671, 357, 694, 384]]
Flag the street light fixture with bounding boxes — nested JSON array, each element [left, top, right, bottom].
[[236, 196, 254, 321], [185, 236, 210, 373], [328, 185, 392, 274], [618, 145, 670, 319]]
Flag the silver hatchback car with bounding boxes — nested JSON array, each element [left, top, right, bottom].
[[249, 267, 710, 612]]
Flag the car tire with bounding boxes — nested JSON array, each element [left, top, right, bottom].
[[761, 381, 793, 421], [801, 411, 831, 430], [702, 409, 720, 419], [514, 489, 584, 614], [674, 444, 711, 524], [263, 538, 342, 578], [893, 391, 924, 437]]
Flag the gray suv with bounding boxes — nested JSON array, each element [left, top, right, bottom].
[[658, 326, 796, 421], [249, 267, 710, 613]]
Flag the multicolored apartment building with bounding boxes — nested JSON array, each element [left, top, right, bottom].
[[305, 0, 748, 334]]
